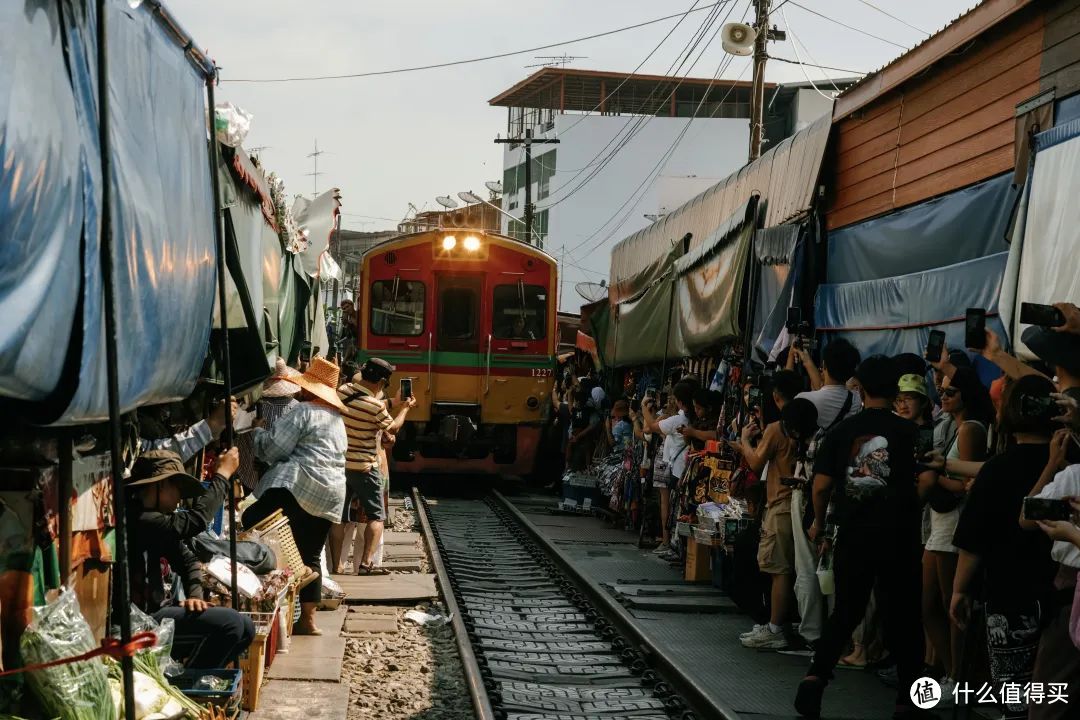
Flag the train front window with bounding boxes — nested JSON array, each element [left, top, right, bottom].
[[492, 283, 546, 340], [370, 279, 425, 336], [438, 287, 477, 341]]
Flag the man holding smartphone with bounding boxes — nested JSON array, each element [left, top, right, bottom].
[[332, 358, 416, 574]]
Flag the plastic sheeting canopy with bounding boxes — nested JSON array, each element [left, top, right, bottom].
[[0, 0, 216, 424]]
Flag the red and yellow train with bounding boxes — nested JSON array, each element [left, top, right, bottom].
[[356, 228, 558, 476]]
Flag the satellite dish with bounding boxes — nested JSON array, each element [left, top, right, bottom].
[[485, 180, 503, 194], [575, 281, 609, 303], [436, 195, 459, 209], [458, 191, 483, 205], [721, 23, 757, 56]]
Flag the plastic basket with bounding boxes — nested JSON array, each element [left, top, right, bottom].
[[171, 668, 242, 712], [239, 634, 266, 711]]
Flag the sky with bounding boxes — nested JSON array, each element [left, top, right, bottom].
[[171, 0, 980, 237]]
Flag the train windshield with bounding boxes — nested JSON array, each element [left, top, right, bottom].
[[370, 278, 425, 336], [492, 283, 546, 340]]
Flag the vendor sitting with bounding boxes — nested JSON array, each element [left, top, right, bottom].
[[126, 448, 255, 668]]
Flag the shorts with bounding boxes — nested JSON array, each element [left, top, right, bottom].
[[344, 468, 386, 523], [925, 506, 961, 553], [757, 497, 795, 574]]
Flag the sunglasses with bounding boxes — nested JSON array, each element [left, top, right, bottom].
[[941, 387, 961, 398]]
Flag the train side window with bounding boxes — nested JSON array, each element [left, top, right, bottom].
[[492, 283, 547, 340], [370, 278, 425, 336]]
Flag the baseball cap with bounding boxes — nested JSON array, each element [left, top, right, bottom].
[[1022, 326, 1080, 377], [897, 374, 929, 398], [357, 357, 396, 383]]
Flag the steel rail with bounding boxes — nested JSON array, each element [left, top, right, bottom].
[[411, 488, 497, 720], [490, 489, 743, 720]]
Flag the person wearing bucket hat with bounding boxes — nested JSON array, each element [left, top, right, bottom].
[[245, 357, 349, 635], [126, 448, 256, 668]]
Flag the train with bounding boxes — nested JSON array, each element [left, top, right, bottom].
[[356, 228, 559, 476]]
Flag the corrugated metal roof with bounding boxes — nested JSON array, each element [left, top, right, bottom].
[[609, 113, 831, 305]]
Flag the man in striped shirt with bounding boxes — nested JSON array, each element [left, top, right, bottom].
[[333, 358, 415, 573]]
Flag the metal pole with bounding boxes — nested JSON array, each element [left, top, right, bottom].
[[206, 72, 239, 610], [749, 0, 770, 161], [524, 129, 533, 246], [96, 2, 136, 716]]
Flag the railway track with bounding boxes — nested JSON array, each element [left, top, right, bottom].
[[413, 488, 716, 720]]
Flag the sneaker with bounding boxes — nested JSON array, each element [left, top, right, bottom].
[[794, 677, 826, 718], [877, 666, 899, 688], [740, 623, 767, 639], [741, 625, 789, 650], [651, 544, 671, 555]]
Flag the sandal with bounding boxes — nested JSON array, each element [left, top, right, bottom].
[[357, 563, 389, 576]]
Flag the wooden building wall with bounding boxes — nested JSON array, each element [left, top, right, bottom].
[[826, 6, 1045, 230], [1042, 0, 1080, 97]]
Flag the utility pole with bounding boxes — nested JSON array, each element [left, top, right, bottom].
[[748, 0, 771, 161], [495, 128, 558, 248], [306, 138, 325, 196]]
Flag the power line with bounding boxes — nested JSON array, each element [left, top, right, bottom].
[[786, 1, 909, 50], [781, 7, 834, 100], [853, 0, 929, 35], [572, 56, 752, 260], [766, 56, 866, 76], [541, 0, 739, 210], [223, 2, 733, 83]]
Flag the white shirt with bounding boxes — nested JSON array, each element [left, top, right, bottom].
[[797, 384, 862, 430], [658, 410, 690, 479], [1034, 464, 1080, 569]]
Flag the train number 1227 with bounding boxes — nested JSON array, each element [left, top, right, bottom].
[[531, 368, 554, 378]]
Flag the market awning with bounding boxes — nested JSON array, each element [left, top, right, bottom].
[[610, 113, 831, 307]]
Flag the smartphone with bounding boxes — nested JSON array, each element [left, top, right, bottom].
[[926, 330, 946, 362], [1023, 497, 1072, 522], [400, 378, 413, 400], [747, 388, 762, 407], [1020, 393, 1057, 422], [786, 307, 802, 331], [1020, 302, 1066, 328], [645, 387, 658, 401], [965, 308, 987, 350]]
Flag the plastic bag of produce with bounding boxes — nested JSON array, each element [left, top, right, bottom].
[[213, 102, 252, 148], [127, 606, 183, 679], [20, 588, 116, 720]]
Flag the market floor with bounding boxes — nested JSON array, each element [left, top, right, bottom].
[[506, 493, 952, 720]]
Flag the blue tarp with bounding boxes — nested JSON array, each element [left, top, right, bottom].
[[816, 252, 1008, 359], [0, 1, 215, 424], [751, 225, 802, 361], [826, 173, 1016, 284]]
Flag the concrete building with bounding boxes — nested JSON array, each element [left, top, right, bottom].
[[489, 68, 854, 310]]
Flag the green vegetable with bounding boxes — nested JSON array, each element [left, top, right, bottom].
[[19, 590, 115, 720]]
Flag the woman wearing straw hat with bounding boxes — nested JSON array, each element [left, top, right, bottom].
[[258, 357, 303, 428], [244, 357, 348, 635]]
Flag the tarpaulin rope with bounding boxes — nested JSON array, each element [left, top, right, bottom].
[[0, 631, 157, 678]]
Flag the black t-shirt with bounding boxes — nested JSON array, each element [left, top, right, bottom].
[[813, 407, 920, 529], [952, 443, 1056, 608]]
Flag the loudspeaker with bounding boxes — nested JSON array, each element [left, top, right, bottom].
[[721, 23, 756, 56]]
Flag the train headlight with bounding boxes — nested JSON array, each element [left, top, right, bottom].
[[526, 396, 540, 410], [463, 235, 481, 252], [441, 235, 457, 251]]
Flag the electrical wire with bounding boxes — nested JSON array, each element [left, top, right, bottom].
[[766, 56, 866, 76], [781, 7, 837, 99], [542, 0, 741, 210], [853, 0, 929, 35], [223, 2, 734, 83], [786, 1, 909, 50], [564, 47, 751, 261]]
